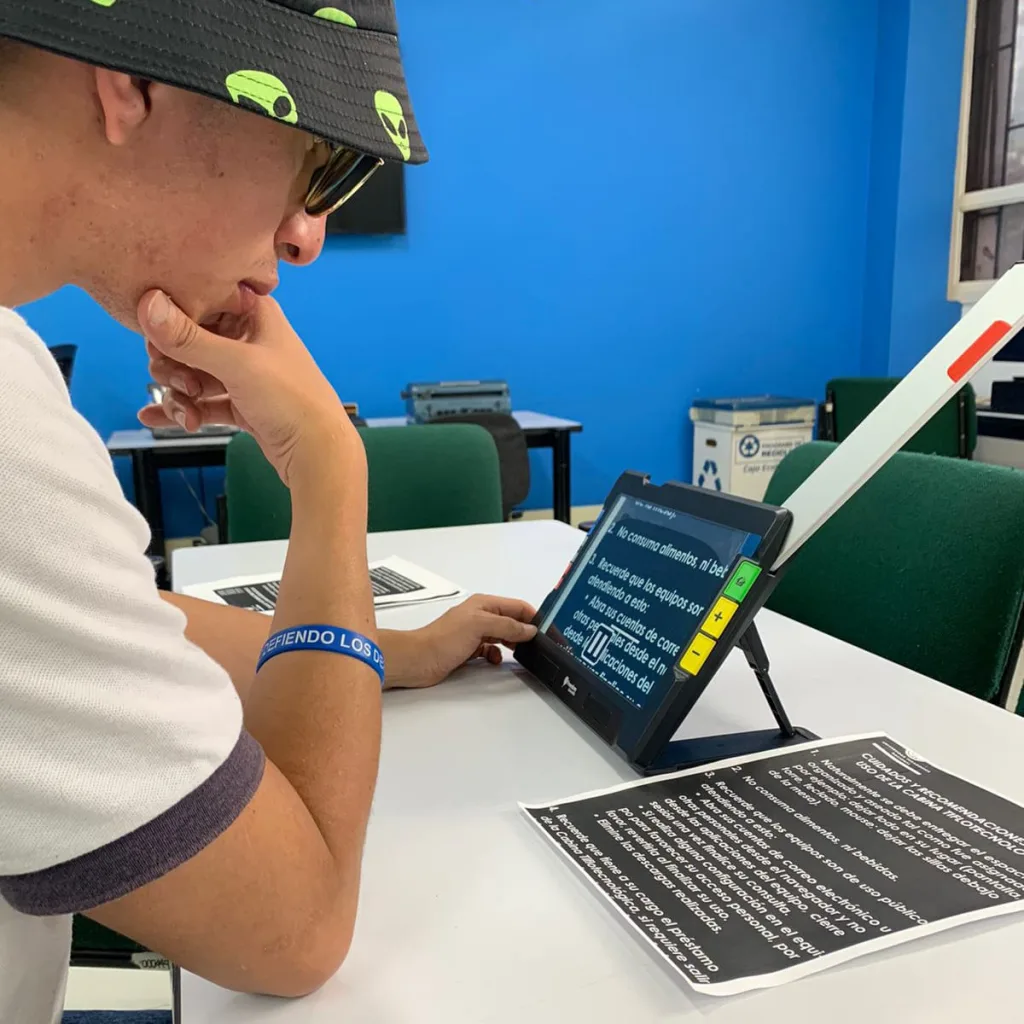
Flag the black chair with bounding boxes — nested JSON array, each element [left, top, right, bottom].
[[429, 413, 531, 520], [48, 343, 77, 390]]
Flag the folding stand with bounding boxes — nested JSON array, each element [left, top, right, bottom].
[[644, 622, 817, 775]]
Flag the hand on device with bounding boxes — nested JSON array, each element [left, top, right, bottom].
[[386, 595, 538, 689], [137, 290, 360, 486]]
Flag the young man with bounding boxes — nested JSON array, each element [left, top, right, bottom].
[[0, 3, 537, 1020]]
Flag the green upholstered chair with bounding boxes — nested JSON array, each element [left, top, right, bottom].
[[762, 442, 1024, 705], [224, 431, 290, 543], [70, 915, 148, 968], [821, 378, 977, 458], [224, 423, 503, 543]]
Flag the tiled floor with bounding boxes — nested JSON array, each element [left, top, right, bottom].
[[64, 968, 172, 1012]]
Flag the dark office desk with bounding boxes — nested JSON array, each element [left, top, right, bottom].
[[107, 411, 583, 555], [106, 429, 232, 557], [975, 408, 1024, 468]]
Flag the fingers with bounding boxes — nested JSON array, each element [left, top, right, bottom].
[[476, 610, 538, 646], [468, 644, 504, 666], [138, 290, 239, 378], [138, 395, 239, 433], [137, 404, 178, 429], [161, 388, 200, 432], [455, 595, 538, 651], [468, 594, 538, 624], [149, 355, 227, 402]]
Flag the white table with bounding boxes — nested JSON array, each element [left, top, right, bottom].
[[109, 412, 583, 557], [107, 429, 239, 454], [172, 521, 1024, 1024]]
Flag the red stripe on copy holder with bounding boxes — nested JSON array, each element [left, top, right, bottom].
[[947, 320, 1013, 382]]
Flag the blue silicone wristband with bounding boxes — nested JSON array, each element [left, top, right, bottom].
[[257, 625, 386, 686]]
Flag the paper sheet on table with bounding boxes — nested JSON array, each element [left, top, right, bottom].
[[521, 733, 1024, 997], [181, 556, 465, 613]]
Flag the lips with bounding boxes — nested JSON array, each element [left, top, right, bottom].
[[242, 278, 276, 297], [198, 277, 277, 337], [237, 282, 259, 318]]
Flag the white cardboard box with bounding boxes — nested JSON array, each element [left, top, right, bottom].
[[690, 398, 816, 502]]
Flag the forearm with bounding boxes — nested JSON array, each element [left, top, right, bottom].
[[162, 592, 419, 700], [242, 454, 380, 875], [161, 592, 269, 699]]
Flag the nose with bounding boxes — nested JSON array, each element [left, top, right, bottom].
[[275, 208, 327, 266]]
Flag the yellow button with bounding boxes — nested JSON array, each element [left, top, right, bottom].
[[701, 596, 739, 639], [679, 632, 716, 675]]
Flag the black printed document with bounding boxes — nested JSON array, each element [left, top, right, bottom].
[[182, 556, 464, 613], [521, 734, 1024, 995]]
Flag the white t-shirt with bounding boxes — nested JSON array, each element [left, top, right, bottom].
[[0, 307, 265, 1022]]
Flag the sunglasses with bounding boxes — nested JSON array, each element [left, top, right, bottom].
[[305, 142, 385, 218]]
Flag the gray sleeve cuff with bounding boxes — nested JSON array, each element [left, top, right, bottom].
[[0, 730, 265, 916]]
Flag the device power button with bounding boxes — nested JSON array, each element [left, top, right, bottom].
[[724, 560, 762, 603]]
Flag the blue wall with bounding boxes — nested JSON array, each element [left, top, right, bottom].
[[22, 1, 939, 537], [887, 0, 967, 374], [861, 0, 911, 376]]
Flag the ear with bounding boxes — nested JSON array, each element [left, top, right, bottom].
[[93, 68, 151, 145]]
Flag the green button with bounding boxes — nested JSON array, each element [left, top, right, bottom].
[[724, 560, 761, 602]]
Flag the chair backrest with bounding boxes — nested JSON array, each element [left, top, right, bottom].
[[428, 412, 530, 519], [225, 432, 291, 543], [72, 915, 147, 964], [824, 377, 977, 457], [763, 441, 1024, 704], [225, 424, 503, 543], [360, 424, 503, 532], [48, 344, 77, 390]]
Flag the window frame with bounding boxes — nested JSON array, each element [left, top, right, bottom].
[[948, 0, 1024, 302]]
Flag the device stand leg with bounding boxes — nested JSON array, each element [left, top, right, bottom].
[[643, 622, 815, 775], [736, 623, 796, 739]]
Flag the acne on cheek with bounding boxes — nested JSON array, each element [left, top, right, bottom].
[[130, 235, 162, 269]]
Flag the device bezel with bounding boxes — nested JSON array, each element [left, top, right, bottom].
[[514, 471, 792, 771]]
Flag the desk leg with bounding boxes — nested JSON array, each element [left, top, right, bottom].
[[172, 964, 181, 1024], [132, 450, 165, 557], [553, 431, 572, 524]]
